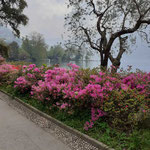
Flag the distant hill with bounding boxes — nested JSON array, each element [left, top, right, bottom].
[[0, 26, 22, 46]]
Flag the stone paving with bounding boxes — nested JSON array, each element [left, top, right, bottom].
[[0, 93, 71, 150]]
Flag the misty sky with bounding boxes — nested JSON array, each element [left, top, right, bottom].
[[20, 0, 150, 72], [21, 0, 67, 46]]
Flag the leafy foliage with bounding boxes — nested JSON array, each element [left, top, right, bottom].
[[0, 39, 9, 58], [0, 0, 28, 36], [22, 32, 48, 62], [8, 41, 19, 61], [47, 44, 86, 63]]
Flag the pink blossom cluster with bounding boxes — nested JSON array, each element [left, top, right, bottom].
[[0, 64, 13, 74], [14, 64, 46, 93], [31, 66, 83, 103], [0, 64, 15, 80], [84, 108, 106, 131], [122, 73, 150, 95], [14, 76, 31, 92], [0, 56, 20, 81], [5, 63, 150, 130]]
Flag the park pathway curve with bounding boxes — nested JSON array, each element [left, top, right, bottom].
[[0, 93, 71, 150]]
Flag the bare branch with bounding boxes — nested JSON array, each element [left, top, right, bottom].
[[65, 41, 86, 49], [139, 30, 150, 43], [133, 0, 142, 16], [89, 0, 100, 16], [79, 26, 100, 51], [142, 7, 150, 18], [113, 18, 150, 41], [122, 11, 130, 30], [96, 5, 112, 36]]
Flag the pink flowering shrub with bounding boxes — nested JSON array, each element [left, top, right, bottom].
[[14, 76, 31, 93], [31, 65, 83, 107], [11, 63, 150, 130], [84, 108, 106, 131], [0, 55, 23, 85], [0, 63, 17, 84], [14, 64, 48, 93], [122, 72, 150, 96]]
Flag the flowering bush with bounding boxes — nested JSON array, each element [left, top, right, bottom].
[[31, 65, 83, 107], [0, 55, 22, 85], [102, 89, 148, 130], [0, 63, 17, 84], [26, 65, 150, 130], [11, 65, 21, 70], [14, 64, 48, 93], [1, 61, 149, 131]]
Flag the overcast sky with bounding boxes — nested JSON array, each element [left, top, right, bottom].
[[20, 0, 150, 71], [21, 0, 67, 46]]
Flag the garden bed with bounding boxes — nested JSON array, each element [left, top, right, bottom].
[[0, 56, 150, 150], [0, 85, 150, 150]]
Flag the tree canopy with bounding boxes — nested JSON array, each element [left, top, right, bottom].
[[22, 32, 48, 62], [47, 44, 86, 63], [8, 41, 19, 61], [0, 39, 9, 58], [66, 0, 150, 71], [0, 0, 28, 36]]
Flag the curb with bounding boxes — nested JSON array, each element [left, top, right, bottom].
[[0, 89, 114, 150]]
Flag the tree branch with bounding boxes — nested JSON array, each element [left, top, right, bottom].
[[96, 5, 112, 36], [79, 26, 100, 51], [133, 0, 141, 16], [89, 0, 100, 16], [109, 36, 126, 69], [139, 30, 150, 43], [116, 36, 126, 60], [122, 11, 130, 30]]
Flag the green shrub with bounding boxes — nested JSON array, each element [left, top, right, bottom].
[[102, 89, 149, 131]]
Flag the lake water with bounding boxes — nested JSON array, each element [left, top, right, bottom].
[[35, 58, 149, 72], [36, 59, 100, 69]]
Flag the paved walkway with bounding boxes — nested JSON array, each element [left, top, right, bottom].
[[0, 94, 71, 150]]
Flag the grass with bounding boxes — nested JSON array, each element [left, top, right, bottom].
[[0, 84, 150, 150]]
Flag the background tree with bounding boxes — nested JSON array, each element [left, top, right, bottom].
[[64, 45, 86, 61], [66, 0, 150, 71], [47, 44, 85, 63], [85, 51, 91, 60], [0, 0, 28, 36], [18, 48, 30, 61], [22, 32, 48, 62], [0, 39, 9, 58], [8, 41, 19, 61], [47, 45, 66, 62]]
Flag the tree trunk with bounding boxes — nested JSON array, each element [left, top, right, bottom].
[[111, 60, 120, 73], [102, 51, 110, 70], [100, 56, 109, 71]]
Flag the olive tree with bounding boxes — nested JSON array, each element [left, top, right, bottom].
[[65, 0, 150, 71]]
